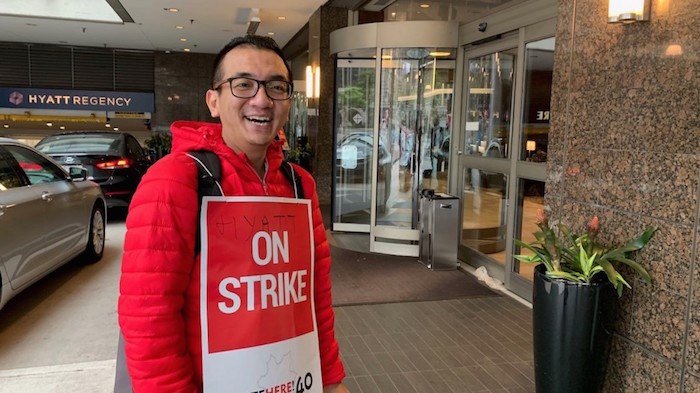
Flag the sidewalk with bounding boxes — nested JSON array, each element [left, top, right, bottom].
[[0, 360, 115, 393]]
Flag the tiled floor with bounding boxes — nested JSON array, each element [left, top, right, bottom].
[[333, 296, 535, 393]]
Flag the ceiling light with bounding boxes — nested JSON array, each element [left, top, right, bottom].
[[113, 127, 119, 131], [175, 25, 184, 29], [3, 124, 8, 128], [247, 16, 261, 35], [183, 48, 191, 52], [429, 51, 451, 57], [420, 4, 430, 8], [165, 8, 179, 12], [46, 122, 53, 127], [180, 38, 187, 42], [2, 3, 122, 23], [267, 32, 274, 36], [277, 16, 286, 20], [59, 126, 65, 130]]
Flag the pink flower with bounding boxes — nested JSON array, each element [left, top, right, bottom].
[[535, 209, 546, 225], [588, 216, 600, 234]]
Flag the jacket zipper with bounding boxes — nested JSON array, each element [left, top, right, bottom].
[[244, 159, 269, 195]]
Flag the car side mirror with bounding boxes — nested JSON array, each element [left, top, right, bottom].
[[69, 166, 88, 181]]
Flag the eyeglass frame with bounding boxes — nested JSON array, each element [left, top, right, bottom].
[[212, 76, 294, 101]]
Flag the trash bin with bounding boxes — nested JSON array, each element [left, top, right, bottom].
[[418, 189, 459, 270]]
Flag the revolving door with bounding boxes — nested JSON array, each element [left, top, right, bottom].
[[330, 21, 457, 256]]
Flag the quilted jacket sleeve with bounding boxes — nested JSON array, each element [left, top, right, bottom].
[[118, 155, 200, 393], [302, 173, 346, 386]]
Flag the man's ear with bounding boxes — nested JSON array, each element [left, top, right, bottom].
[[205, 89, 220, 118]]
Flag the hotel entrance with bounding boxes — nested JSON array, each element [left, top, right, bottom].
[[330, 21, 457, 256]]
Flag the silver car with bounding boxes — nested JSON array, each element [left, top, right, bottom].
[[0, 137, 106, 310]]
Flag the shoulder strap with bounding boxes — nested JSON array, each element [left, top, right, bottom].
[[187, 150, 223, 253], [280, 161, 305, 199]]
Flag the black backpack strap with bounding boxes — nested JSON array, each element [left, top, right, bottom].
[[186, 150, 223, 253], [280, 161, 305, 199]]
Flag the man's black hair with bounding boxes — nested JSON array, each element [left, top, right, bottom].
[[210, 34, 293, 88]]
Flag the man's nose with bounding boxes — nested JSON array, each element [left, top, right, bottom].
[[249, 84, 273, 105]]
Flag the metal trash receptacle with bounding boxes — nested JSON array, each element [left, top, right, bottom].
[[418, 189, 460, 270]]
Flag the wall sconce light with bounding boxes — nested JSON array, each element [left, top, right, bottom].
[[305, 65, 320, 98], [608, 0, 651, 23]]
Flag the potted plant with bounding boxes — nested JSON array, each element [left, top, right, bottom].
[[515, 209, 657, 393]]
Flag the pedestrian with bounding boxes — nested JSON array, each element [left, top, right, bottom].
[[118, 35, 348, 393]]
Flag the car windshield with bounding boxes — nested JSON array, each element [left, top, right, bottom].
[[36, 135, 121, 155]]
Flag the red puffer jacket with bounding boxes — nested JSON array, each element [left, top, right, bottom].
[[118, 121, 345, 392]]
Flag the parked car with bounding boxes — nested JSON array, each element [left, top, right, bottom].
[[35, 131, 151, 208], [0, 137, 106, 310]]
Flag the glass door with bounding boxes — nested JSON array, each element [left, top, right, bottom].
[[371, 47, 455, 256], [333, 51, 376, 232], [459, 37, 518, 282], [457, 20, 556, 300]]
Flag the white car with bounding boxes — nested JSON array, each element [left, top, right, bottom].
[[0, 137, 106, 310]]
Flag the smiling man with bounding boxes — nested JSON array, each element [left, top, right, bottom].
[[118, 35, 348, 393]]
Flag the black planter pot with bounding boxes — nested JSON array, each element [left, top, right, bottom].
[[532, 264, 618, 393]]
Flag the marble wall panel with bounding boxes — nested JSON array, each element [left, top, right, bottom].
[[603, 336, 681, 392]]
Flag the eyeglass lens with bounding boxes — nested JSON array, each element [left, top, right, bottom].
[[229, 77, 291, 100]]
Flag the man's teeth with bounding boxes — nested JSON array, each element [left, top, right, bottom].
[[245, 116, 271, 124]]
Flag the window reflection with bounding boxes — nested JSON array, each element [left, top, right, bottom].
[[464, 50, 515, 160], [514, 178, 545, 281], [461, 167, 508, 264], [520, 38, 554, 162]]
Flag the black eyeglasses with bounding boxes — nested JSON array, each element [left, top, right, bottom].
[[214, 77, 293, 101]]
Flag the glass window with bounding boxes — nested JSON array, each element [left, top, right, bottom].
[[464, 50, 516, 160], [520, 38, 554, 162], [513, 178, 545, 281], [6, 145, 65, 185], [461, 167, 509, 264], [0, 149, 25, 190], [333, 55, 376, 226]]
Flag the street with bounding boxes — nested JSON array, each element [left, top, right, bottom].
[[0, 210, 128, 393]]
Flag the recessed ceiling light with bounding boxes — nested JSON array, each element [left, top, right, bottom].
[[46, 122, 53, 127], [3, 124, 8, 128], [277, 16, 286, 20], [267, 32, 274, 36], [113, 127, 119, 131], [420, 4, 430, 8], [59, 126, 65, 130], [175, 25, 184, 29], [183, 48, 191, 52], [165, 8, 179, 12], [180, 38, 187, 42]]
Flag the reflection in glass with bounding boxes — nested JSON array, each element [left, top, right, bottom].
[[520, 38, 554, 163], [464, 50, 515, 160], [333, 57, 376, 226], [514, 178, 546, 281], [461, 167, 508, 264], [286, 92, 308, 153], [376, 47, 454, 228]]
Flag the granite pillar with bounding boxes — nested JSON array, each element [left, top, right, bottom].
[[547, 0, 699, 390]]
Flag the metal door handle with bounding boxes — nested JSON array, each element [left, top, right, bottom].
[[41, 191, 53, 202]]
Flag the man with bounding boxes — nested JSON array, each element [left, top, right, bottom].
[[118, 35, 348, 393]]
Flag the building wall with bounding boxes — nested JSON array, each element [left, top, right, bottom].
[[152, 51, 216, 133], [547, 0, 699, 390]]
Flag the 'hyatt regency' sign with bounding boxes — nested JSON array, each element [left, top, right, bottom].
[[1, 87, 154, 112]]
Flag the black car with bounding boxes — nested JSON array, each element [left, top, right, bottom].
[[35, 131, 151, 208]]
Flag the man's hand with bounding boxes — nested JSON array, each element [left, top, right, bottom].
[[323, 383, 350, 393]]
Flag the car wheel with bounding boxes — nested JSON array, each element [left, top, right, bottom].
[[81, 204, 106, 264]]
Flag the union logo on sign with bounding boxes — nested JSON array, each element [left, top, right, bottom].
[[9, 91, 23, 105]]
